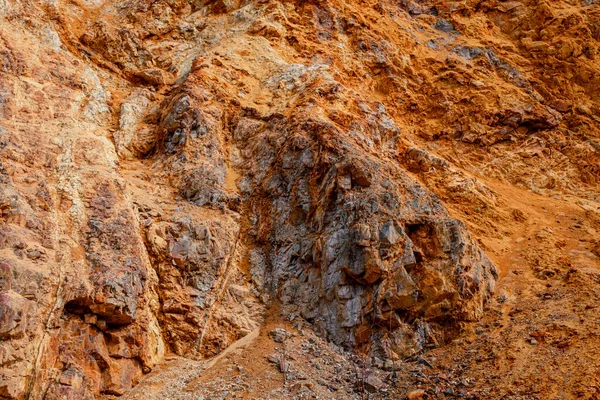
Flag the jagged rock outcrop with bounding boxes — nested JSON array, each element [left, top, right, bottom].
[[0, 0, 598, 398]]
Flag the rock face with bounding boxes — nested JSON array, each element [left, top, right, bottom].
[[236, 107, 497, 355], [0, 0, 598, 398]]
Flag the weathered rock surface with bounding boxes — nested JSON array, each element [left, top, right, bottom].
[[0, 0, 598, 398]]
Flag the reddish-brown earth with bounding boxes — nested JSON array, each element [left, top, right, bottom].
[[0, 0, 599, 399]]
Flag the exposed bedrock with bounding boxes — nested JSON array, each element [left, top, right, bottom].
[[22, 0, 600, 396]]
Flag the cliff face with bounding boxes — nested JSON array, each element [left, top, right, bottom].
[[0, 0, 599, 399]]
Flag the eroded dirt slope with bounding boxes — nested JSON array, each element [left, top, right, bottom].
[[0, 0, 598, 399]]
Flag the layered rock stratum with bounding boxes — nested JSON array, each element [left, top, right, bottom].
[[0, 0, 599, 399]]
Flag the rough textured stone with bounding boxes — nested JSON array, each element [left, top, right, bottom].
[[0, 0, 598, 398]]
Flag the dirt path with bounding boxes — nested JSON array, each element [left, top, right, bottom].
[[119, 330, 259, 400]]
